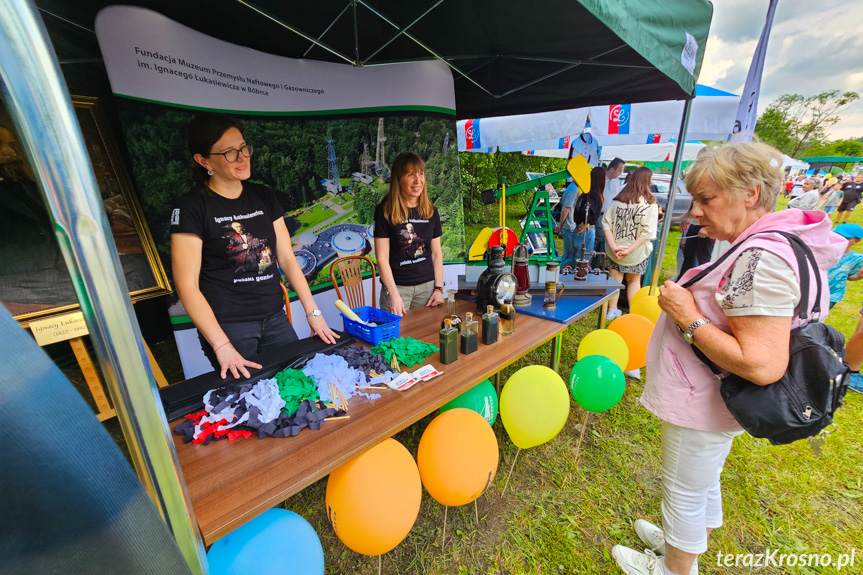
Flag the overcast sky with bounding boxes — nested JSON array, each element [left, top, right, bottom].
[[699, 0, 863, 140]]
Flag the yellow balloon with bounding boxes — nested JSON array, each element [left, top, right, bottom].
[[630, 286, 656, 308], [576, 329, 629, 370], [499, 366, 569, 449], [631, 294, 662, 324]]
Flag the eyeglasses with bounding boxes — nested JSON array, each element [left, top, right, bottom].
[[208, 144, 253, 163]]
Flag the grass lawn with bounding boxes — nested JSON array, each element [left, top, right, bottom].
[[296, 204, 337, 230], [94, 192, 863, 574], [284, 195, 862, 574]]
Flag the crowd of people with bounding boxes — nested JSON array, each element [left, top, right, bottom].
[[784, 172, 863, 222]]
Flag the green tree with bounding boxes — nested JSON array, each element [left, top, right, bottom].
[[806, 138, 863, 158], [755, 89, 860, 156]]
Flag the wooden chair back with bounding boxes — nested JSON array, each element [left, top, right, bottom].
[[329, 255, 376, 309], [279, 282, 293, 325]]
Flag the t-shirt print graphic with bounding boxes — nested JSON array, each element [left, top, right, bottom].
[[398, 221, 428, 262], [613, 204, 650, 242], [223, 220, 273, 275]]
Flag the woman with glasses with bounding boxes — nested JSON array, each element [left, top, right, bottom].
[[170, 113, 337, 380]]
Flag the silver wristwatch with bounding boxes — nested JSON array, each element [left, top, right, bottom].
[[305, 308, 322, 318], [682, 318, 711, 343]]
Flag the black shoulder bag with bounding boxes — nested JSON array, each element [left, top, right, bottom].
[[681, 231, 849, 446]]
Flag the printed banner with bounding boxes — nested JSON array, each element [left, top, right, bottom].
[[95, 5, 455, 116], [94, 6, 465, 377]]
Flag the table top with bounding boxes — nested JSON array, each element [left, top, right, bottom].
[[512, 290, 615, 324], [172, 299, 566, 545]]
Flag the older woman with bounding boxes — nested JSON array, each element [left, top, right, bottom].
[[786, 178, 819, 210], [611, 143, 845, 575]]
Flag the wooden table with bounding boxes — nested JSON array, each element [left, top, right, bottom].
[[172, 299, 566, 545]]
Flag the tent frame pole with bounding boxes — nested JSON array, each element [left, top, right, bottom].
[[0, 1, 207, 572], [650, 97, 694, 291]]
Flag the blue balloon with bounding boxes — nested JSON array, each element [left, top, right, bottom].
[[208, 509, 324, 575]]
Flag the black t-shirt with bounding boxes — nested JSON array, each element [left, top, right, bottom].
[[573, 190, 603, 226], [373, 204, 442, 286], [841, 181, 863, 203], [170, 182, 284, 323]]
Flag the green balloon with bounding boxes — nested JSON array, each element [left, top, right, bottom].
[[440, 379, 498, 425], [570, 355, 625, 412]]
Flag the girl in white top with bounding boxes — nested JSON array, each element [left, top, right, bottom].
[[602, 166, 659, 319]]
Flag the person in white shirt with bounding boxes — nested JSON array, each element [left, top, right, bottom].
[[592, 157, 625, 267], [788, 174, 806, 198], [602, 166, 660, 320], [786, 178, 819, 210]]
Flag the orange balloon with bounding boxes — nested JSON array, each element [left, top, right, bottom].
[[326, 438, 421, 555], [631, 294, 662, 324], [417, 409, 499, 506], [608, 313, 656, 370]]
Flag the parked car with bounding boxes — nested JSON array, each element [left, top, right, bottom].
[[650, 175, 691, 226]]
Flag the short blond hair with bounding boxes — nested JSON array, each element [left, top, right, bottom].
[[684, 143, 783, 211]]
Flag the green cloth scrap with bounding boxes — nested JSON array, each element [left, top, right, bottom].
[[370, 337, 439, 367], [275, 368, 320, 416]]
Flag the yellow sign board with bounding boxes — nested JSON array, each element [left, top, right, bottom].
[[29, 312, 89, 346], [566, 154, 593, 193]]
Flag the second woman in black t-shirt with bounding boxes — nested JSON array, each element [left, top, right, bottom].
[[373, 152, 444, 316]]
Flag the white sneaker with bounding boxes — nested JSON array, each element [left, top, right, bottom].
[[625, 369, 642, 380], [612, 546, 698, 575], [634, 519, 666, 555], [606, 308, 623, 321], [611, 547, 664, 575]]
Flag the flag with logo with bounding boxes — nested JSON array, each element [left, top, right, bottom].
[[730, 0, 779, 143]]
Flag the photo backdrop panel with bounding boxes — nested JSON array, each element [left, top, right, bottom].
[[116, 105, 466, 288]]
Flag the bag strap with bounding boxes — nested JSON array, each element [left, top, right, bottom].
[[772, 231, 824, 321], [684, 229, 824, 377], [681, 230, 821, 322]]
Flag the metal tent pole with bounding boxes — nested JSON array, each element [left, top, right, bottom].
[[649, 97, 693, 292], [0, 1, 207, 572]]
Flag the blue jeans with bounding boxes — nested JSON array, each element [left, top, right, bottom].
[[562, 227, 597, 269], [561, 226, 597, 268], [199, 310, 298, 370], [592, 221, 606, 268]]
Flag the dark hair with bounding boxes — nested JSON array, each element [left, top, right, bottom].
[[614, 166, 656, 204], [590, 166, 607, 204], [187, 113, 244, 184], [608, 157, 625, 170]]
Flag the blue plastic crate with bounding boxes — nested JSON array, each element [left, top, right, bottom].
[[340, 306, 401, 345]]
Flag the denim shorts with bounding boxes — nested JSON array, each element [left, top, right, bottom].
[[199, 310, 297, 370]]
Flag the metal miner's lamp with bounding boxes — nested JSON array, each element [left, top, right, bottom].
[[511, 243, 532, 307], [476, 245, 517, 312], [543, 261, 565, 309]]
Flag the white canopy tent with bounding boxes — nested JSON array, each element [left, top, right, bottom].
[[458, 85, 738, 152], [782, 154, 810, 170], [525, 141, 707, 161]]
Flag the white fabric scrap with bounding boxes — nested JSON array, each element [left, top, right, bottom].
[[240, 378, 285, 424], [303, 353, 381, 406]]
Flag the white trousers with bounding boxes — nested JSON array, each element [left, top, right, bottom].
[[660, 421, 743, 554]]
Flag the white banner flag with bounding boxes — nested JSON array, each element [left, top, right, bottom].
[[730, 0, 779, 142]]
